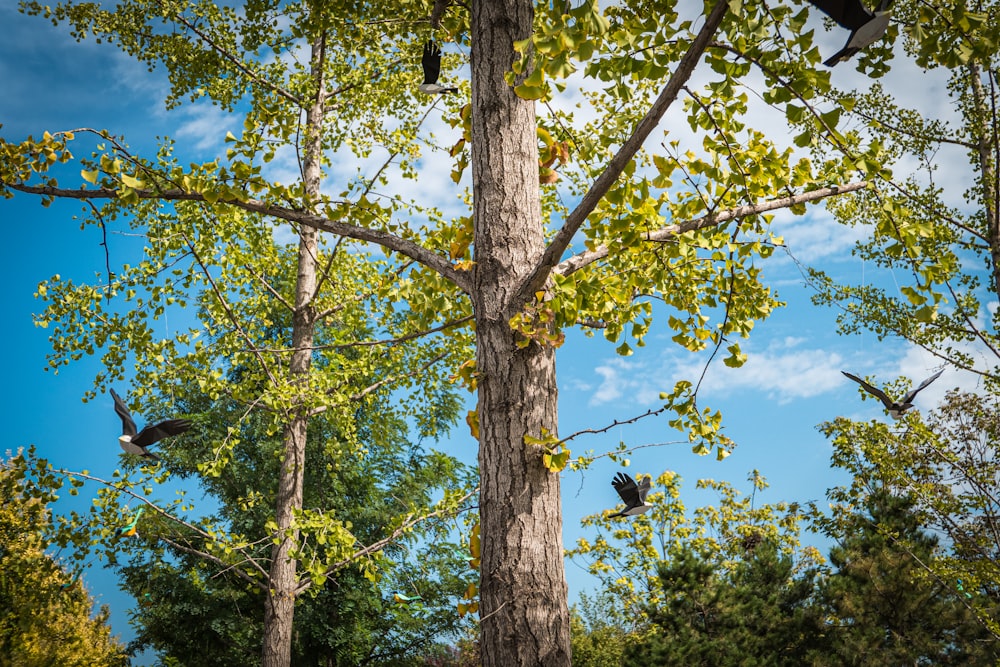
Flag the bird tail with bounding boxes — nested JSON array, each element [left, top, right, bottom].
[[824, 47, 858, 67]]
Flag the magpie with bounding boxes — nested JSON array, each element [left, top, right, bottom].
[[807, 0, 893, 66], [608, 472, 652, 518], [419, 41, 458, 94]]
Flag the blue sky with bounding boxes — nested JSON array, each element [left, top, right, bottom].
[[1, 2, 987, 661]]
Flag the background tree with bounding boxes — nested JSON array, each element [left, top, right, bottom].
[[568, 469, 820, 625], [623, 541, 828, 666], [0, 451, 128, 667], [815, 488, 999, 664], [115, 362, 475, 666], [569, 590, 637, 667], [820, 389, 1000, 639], [3, 0, 900, 663]]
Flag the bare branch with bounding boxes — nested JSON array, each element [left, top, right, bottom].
[[160, 536, 269, 592], [514, 0, 731, 306], [559, 406, 673, 445], [554, 182, 868, 277]]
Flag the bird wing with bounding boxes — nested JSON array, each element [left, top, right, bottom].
[[421, 41, 442, 85], [901, 369, 944, 404], [842, 371, 896, 409], [806, 0, 874, 29], [110, 388, 138, 437], [612, 472, 640, 506], [132, 418, 192, 447], [636, 476, 651, 503]]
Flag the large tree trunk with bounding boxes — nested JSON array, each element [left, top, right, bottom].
[[471, 1, 572, 665], [262, 32, 327, 667]]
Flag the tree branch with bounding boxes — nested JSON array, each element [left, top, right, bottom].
[[513, 0, 731, 306], [55, 468, 271, 585], [156, 0, 304, 107], [554, 182, 868, 276], [293, 488, 478, 596], [4, 183, 472, 293]]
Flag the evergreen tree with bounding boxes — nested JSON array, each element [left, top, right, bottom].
[[625, 542, 827, 666], [818, 490, 999, 665], [114, 294, 475, 666]]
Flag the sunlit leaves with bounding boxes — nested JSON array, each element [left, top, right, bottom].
[[568, 469, 817, 624]]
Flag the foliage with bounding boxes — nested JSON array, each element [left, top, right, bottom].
[[569, 590, 637, 667], [0, 0, 944, 663], [815, 489, 1000, 664], [115, 383, 476, 665], [820, 389, 1000, 639], [623, 541, 828, 666], [0, 452, 128, 667], [568, 469, 820, 624], [804, 0, 1000, 388]]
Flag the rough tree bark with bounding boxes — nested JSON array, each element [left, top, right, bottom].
[[261, 30, 327, 667], [471, 1, 572, 665]]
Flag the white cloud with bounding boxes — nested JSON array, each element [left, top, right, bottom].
[[586, 337, 847, 408], [682, 345, 846, 403], [174, 103, 240, 154], [770, 207, 871, 265], [588, 357, 667, 406]]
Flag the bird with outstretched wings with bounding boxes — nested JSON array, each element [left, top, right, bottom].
[[806, 0, 893, 66], [608, 472, 652, 518], [111, 388, 191, 461], [841, 369, 944, 419], [418, 41, 458, 94]]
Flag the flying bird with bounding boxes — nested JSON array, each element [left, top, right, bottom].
[[806, 0, 893, 66], [841, 369, 944, 418], [111, 388, 191, 461], [115, 507, 144, 538], [418, 41, 458, 95], [392, 592, 422, 604], [608, 472, 652, 518]]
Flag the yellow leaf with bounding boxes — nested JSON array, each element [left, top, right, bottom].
[[120, 173, 144, 189], [466, 409, 479, 440], [81, 169, 99, 184]]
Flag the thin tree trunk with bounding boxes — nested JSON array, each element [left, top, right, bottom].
[[471, 1, 572, 665], [968, 63, 1000, 300], [262, 31, 327, 667]]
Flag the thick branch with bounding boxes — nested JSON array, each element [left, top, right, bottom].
[[554, 182, 868, 276], [5, 183, 471, 293], [514, 0, 730, 306]]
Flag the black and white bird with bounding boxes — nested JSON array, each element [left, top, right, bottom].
[[111, 388, 191, 461], [418, 41, 458, 95], [608, 472, 652, 518], [841, 369, 944, 419], [806, 0, 894, 67]]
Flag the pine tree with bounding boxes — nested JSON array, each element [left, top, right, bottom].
[[819, 490, 999, 665], [625, 542, 827, 666]]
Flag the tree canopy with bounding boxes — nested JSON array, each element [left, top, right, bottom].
[[0, 452, 128, 667]]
